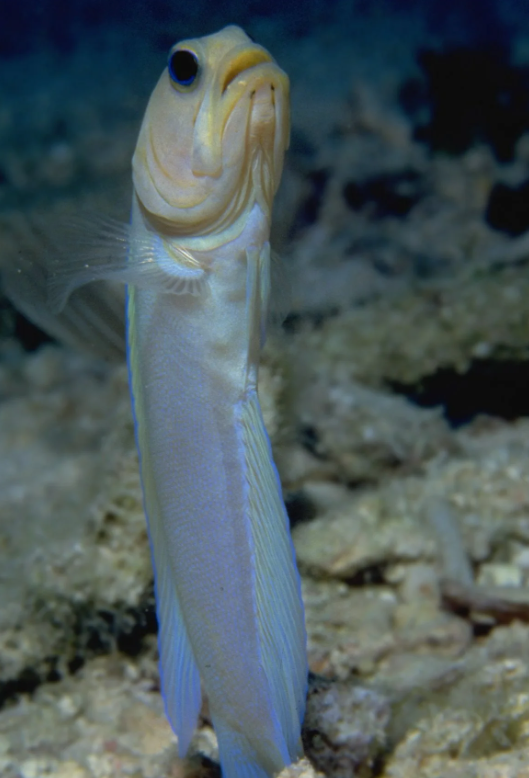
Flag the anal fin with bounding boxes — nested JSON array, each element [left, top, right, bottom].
[[155, 534, 202, 757], [127, 286, 201, 757]]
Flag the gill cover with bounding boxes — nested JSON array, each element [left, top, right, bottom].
[[132, 25, 290, 237]]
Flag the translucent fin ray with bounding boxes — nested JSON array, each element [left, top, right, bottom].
[[0, 211, 126, 360], [239, 391, 307, 764], [46, 213, 207, 313], [155, 524, 202, 757], [0, 209, 208, 359]]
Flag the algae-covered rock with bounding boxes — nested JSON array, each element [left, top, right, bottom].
[[293, 417, 529, 585], [293, 489, 436, 581], [0, 649, 179, 778], [303, 675, 390, 778], [294, 263, 529, 390], [292, 370, 457, 484], [0, 346, 150, 686], [382, 623, 529, 778]]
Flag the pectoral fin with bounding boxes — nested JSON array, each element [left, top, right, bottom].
[[0, 209, 207, 360], [45, 213, 207, 312], [1, 211, 127, 360]]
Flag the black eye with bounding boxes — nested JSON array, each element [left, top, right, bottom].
[[168, 49, 199, 87]]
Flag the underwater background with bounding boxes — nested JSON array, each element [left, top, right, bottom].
[[2, 0, 529, 776]]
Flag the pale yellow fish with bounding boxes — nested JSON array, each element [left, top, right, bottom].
[[127, 27, 307, 778], [2, 25, 307, 778]]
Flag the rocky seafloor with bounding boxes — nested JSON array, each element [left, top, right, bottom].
[[2, 2, 529, 776]]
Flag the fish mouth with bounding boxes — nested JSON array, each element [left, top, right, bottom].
[[221, 49, 273, 94]]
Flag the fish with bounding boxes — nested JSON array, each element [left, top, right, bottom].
[[2, 24, 308, 778]]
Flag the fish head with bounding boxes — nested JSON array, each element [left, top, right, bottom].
[[132, 25, 290, 238]]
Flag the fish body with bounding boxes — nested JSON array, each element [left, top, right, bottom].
[[127, 26, 307, 778], [1, 24, 307, 778]]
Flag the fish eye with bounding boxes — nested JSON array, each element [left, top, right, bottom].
[[168, 49, 199, 89]]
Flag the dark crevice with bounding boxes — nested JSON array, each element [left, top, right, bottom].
[[472, 621, 496, 639], [0, 669, 42, 707], [0, 585, 157, 711], [285, 490, 318, 528], [403, 45, 529, 161], [289, 169, 329, 238], [67, 655, 85, 675], [298, 423, 323, 458], [116, 599, 158, 657], [0, 301, 55, 353], [389, 358, 529, 427], [371, 752, 388, 777], [72, 587, 158, 659], [486, 181, 529, 237], [13, 311, 55, 352], [283, 310, 334, 332], [0, 656, 62, 709], [343, 169, 424, 219], [344, 564, 388, 587]]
